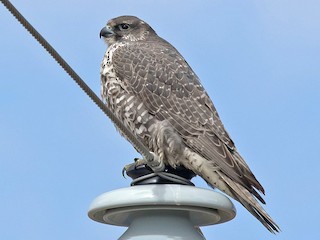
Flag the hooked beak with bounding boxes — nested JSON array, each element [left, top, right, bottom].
[[99, 26, 115, 38]]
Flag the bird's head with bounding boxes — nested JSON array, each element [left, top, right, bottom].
[[100, 16, 156, 46]]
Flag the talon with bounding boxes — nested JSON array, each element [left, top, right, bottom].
[[122, 166, 128, 178], [122, 158, 148, 177]]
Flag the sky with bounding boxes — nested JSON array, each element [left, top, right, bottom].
[[0, 0, 319, 239]]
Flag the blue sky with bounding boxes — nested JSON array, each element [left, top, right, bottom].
[[1, 0, 319, 239]]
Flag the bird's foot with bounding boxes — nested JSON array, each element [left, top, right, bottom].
[[122, 158, 147, 177]]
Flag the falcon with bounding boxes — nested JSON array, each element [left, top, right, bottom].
[[99, 15, 280, 233]]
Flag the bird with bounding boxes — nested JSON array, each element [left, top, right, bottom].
[[99, 15, 280, 233]]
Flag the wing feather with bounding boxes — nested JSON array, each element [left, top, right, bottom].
[[112, 38, 264, 194]]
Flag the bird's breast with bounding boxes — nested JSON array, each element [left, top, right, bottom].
[[100, 43, 156, 146], [100, 43, 126, 110]]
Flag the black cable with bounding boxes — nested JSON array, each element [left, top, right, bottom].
[[0, 0, 161, 169], [130, 172, 194, 186]]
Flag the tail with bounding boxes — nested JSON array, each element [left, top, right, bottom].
[[217, 171, 280, 233], [184, 151, 280, 233]]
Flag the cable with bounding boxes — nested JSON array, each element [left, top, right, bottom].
[[0, 0, 164, 172], [157, 172, 194, 185], [130, 172, 194, 186]]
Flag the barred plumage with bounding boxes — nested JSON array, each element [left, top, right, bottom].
[[100, 15, 280, 233]]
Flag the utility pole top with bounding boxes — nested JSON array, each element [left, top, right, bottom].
[[88, 165, 236, 239]]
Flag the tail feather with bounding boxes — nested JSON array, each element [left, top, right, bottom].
[[219, 172, 280, 233], [251, 187, 266, 204], [185, 151, 280, 233]]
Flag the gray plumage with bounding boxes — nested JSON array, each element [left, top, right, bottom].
[[100, 15, 280, 233]]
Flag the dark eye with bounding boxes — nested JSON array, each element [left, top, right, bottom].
[[118, 23, 130, 31]]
